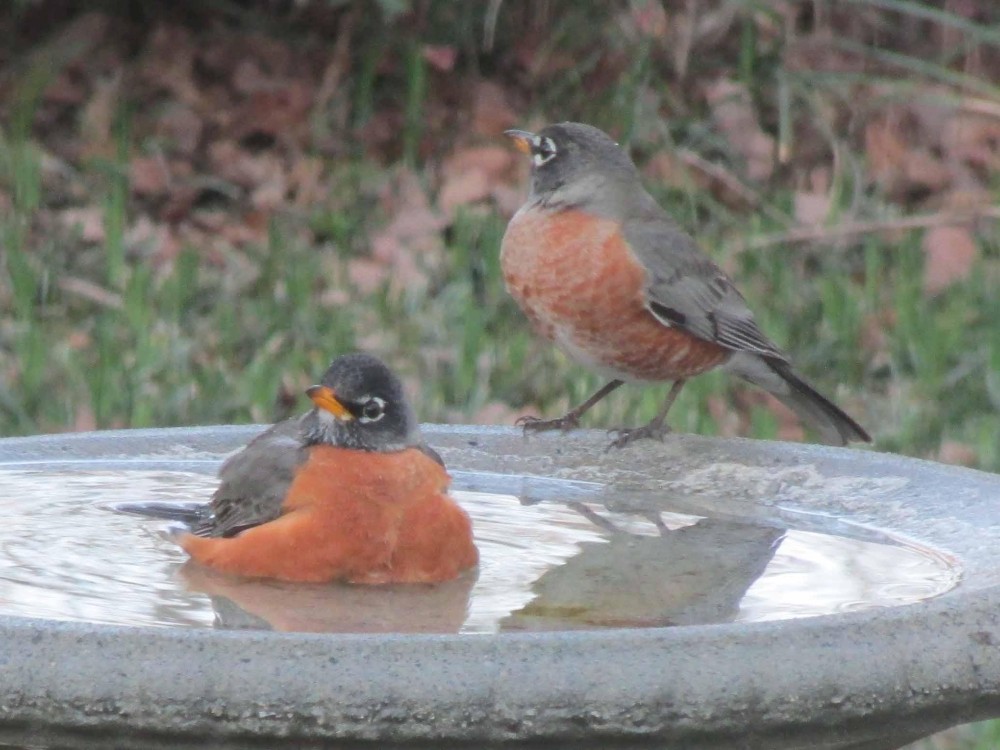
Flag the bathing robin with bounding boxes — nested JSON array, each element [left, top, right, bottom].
[[501, 122, 870, 448], [121, 353, 478, 584]]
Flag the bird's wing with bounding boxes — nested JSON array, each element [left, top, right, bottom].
[[623, 206, 788, 361], [416, 441, 446, 467], [198, 417, 308, 538]]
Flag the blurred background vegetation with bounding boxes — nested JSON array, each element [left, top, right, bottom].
[[0, 1, 998, 744]]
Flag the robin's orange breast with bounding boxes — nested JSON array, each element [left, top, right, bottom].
[[179, 446, 478, 584], [501, 207, 729, 381]]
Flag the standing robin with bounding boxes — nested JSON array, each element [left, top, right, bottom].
[[120, 353, 478, 584], [501, 122, 870, 448]]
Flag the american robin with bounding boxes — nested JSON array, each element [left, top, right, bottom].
[[120, 353, 478, 584], [501, 122, 870, 449]]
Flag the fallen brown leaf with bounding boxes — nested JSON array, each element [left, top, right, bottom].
[[49, 11, 112, 68], [232, 81, 313, 141], [288, 155, 325, 207], [242, 209, 270, 237], [74, 403, 97, 433], [438, 145, 515, 213], [125, 216, 181, 264], [942, 188, 995, 212], [706, 394, 741, 438], [471, 81, 518, 137], [232, 58, 270, 95], [160, 183, 201, 224], [941, 112, 1000, 175], [370, 169, 448, 289], [438, 168, 492, 213], [43, 71, 87, 106], [937, 440, 979, 467], [370, 222, 446, 292], [194, 29, 279, 93], [130, 155, 170, 197], [208, 140, 285, 192], [347, 258, 389, 294], [793, 190, 831, 227], [492, 183, 526, 217], [903, 150, 952, 194], [79, 73, 121, 159], [141, 24, 202, 109], [378, 168, 432, 216], [705, 78, 774, 182], [628, 0, 669, 38], [376, 208, 447, 256], [371, 207, 447, 265], [864, 114, 910, 193], [251, 173, 288, 210], [863, 99, 972, 201], [125, 215, 161, 251], [153, 102, 203, 156], [67, 330, 92, 350], [922, 225, 979, 296], [644, 151, 701, 191], [859, 309, 896, 355], [442, 145, 514, 179], [58, 207, 105, 243], [423, 45, 458, 72], [214, 213, 269, 247]]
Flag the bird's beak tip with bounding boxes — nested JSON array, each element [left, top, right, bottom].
[[307, 385, 353, 421], [504, 129, 534, 155]]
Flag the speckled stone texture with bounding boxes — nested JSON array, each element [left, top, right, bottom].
[[1, 425, 999, 750]]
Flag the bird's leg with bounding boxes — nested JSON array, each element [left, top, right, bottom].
[[608, 379, 687, 450], [517, 379, 624, 434], [566, 501, 625, 534]]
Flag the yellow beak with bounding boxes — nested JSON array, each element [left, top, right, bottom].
[[306, 385, 354, 421], [504, 129, 535, 155]]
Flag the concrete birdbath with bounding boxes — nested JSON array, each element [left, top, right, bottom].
[[0, 424, 999, 749]]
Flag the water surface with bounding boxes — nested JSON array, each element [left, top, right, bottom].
[[0, 464, 959, 633]]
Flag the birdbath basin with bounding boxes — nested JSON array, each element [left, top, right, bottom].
[[0, 425, 999, 750]]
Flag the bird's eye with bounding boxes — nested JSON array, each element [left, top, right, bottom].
[[359, 397, 385, 423], [532, 136, 558, 167]]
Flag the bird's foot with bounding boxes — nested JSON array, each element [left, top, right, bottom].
[[515, 413, 581, 435], [606, 421, 671, 451]]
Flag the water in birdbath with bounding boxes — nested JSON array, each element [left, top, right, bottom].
[[0, 461, 959, 633]]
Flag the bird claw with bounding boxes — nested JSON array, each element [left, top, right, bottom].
[[515, 413, 580, 435], [606, 423, 671, 451]]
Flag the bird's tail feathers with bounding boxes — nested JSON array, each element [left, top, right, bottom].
[[112, 501, 209, 526], [727, 353, 871, 446]]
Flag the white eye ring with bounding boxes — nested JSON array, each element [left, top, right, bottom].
[[531, 136, 557, 167], [359, 396, 386, 423]]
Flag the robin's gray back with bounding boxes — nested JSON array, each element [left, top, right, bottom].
[[198, 416, 309, 537], [623, 191, 787, 361]]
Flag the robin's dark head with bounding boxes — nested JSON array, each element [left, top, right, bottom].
[[301, 353, 420, 452], [505, 122, 640, 213]]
